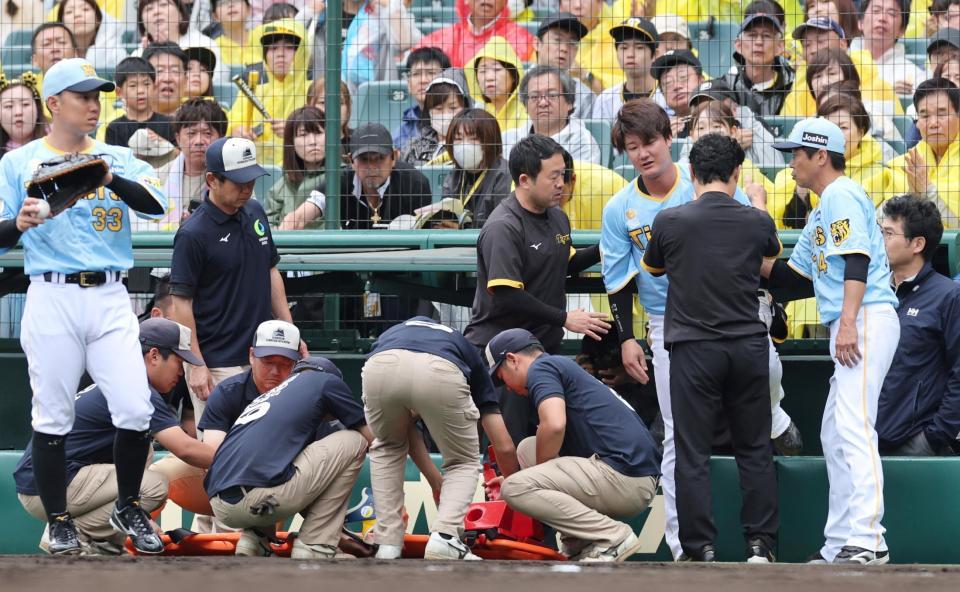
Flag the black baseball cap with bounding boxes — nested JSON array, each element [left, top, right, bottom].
[[351, 122, 394, 158], [206, 137, 269, 184], [650, 49, 702, 82], [293, 356, 344, 380], [485, 328, 542, 385], [928, 27, 960, 54], [139, 318, 203, 365], [537, 13, 589, 41], [689, 78, 736, 107], [610, 17, 659, 47], [792, 16, 845, 41]]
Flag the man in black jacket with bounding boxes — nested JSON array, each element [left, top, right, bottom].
[[329, 122, 433, 229], [723, 12, 795, 117], [877, 195, 960, 456]]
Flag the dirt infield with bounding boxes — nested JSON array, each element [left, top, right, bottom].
[[1, 557, 958, 592]]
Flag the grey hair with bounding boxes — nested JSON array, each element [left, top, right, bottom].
[[518, 65, 576, 112]]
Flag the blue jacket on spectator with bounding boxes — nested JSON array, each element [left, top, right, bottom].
[[394, 105, 422, 150], [877, 262, 960, 452]]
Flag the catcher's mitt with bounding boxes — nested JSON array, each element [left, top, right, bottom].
[[26, 153, 109, 217]]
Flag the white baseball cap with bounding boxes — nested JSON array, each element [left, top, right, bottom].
[[651, 14, 690, 40], [252, 320, 301, 361], [206, 137, 269, 184]]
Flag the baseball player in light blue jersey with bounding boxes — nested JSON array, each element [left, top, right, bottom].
[[766, 118, 900, 565], [600, 100, 799, 560], [0, 58, 168, 556]]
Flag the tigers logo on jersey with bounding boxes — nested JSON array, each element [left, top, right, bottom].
[[629, 225, 652, 250], [830, 219, 850, 246]]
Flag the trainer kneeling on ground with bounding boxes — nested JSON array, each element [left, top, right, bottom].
[[487, 328, 661, 562], [205, 357, 374, 559], [14, 318, 216, 555], [363, 316, 520, 561]]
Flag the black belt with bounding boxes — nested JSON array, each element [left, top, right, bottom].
[[217, 485, 249, 504], [42, 271, 120, 288]]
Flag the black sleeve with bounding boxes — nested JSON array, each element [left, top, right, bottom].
[[491, 286, 567, 327], [0, 218, 22, 249], [641, 213, 668, 277], [843, 253, 869, 283], [768, 258, 816, 299], [480, 222, 525, 291], [107, 175, 164, 215], [169, 230, 204, 298], [608, 283, 636, 343], [568, 244, 601, 275]]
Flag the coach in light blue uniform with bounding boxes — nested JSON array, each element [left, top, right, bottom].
[[766, 118, 899, 566], [0, 58, 167, 555]]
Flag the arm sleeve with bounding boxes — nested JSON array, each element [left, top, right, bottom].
[[114, 153, 167, 219], [568, 244, 600, 275], [640, 213, 667, 277], [0, 153, 26, 255], [927, 287, 960, 451], [600, 196, 639, 293], [107, 175, 165, 216], [491, 286, 567, 327], [321, 377, 367, 429], [843, 253, 869, 283], [762, 213, 783, 258], [480, 222, 526, 291], [769, 258, 816, 298], [608, 283, 636, 343], [0, 219, 22, 250], [169, 230, 205, 297]]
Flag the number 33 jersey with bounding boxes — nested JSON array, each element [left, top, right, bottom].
[[0, 138, 166, 275]]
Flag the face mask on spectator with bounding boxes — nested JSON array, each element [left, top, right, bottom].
[[431, 113, 455, 139], [453, 141, 485, 170]]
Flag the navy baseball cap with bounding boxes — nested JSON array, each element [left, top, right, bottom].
[[650, 49, 702, 82], [740, 12, 783, 34], [537, 13, 589, 40], [139, 318, 203, 365], [252, 320, 301, 361], [485, 328, 542, 385], [42, 57, 115, 101], [293, 356, 344, 380], [772, 117, 845, 155], [206, 137, 269, 184], [792, 17, 845, 41]]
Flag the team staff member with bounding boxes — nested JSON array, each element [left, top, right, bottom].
[[600, 99, 796, 561], [877, 195, 960, 456], [487, 328, 661, 563], [14, 318, 215, 555], [363, 317, 520, 561], [764, 118, 900, 565], [0, 58, 168, 556], [206, 359, 374, 559], [169, 137, 306, 419], [463, 135, 610, 444], [642, 134, 781, 564]]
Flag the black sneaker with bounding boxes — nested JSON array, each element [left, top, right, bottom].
[[834, 546, 890, 565], [773, 421, 803, 456], [110, 501, 164, 554], [745, 539, 775, 564], [47, 513, 83, 556], [678, 544, 716, 562], [806, 551, 829, 564]]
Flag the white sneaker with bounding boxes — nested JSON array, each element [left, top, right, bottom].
[[235, 529, 274, 557], [291, 538, 354, 560], [580, 533, 644, 563], [376, 544, 403, 559], [423, 532, 482, 560]]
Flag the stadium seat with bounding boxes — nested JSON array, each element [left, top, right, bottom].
[[213, 83, 238, 109], [254, 165, 280, 202], [902, 37, 928, 56], [689, 21, 740, 79], [906, 54, 927, 69], [121, 30, 138, 45], [411, 5, 458, 25], [353, 80, 412, 131], [418, 164, 454, 203], [763, 116, 803, 139], [760, 167, 780, 183], [0, 45, 31, 70], [1, 62, 32, 78], [614, 163, 637, 180], [2, 29, 33, 47], [582, 119, 613, 167], [892, 114, 915, 144]]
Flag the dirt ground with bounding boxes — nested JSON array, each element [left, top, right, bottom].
[[1, 557, 958, 592]]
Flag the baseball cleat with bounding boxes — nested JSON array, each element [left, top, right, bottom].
[[235, 529, 275, 557], [833, 546, 890, 565], [45, 513, 84, 556], [580, 532, 644, 563], [806, 551, 829, 564], [423, 532, 482, 560], [375, 544, 403, 559], [773, 421, 803, 456], [110, 501, 164, 554], [745, 539, 775, 564], [678, 544, 716, 562]]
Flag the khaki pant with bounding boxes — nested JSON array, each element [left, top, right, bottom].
[[185, 364, 248, 422], [209, 430, 367, 546], [362, 350, 481, 546], [502, 437, 658, 548], [19, 464, 168, 545], [150, 455, 212, 516]]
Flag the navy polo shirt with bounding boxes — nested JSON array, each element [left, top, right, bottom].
[[170, 198, 281, 367], [14, 386, 180, 495], [197, 369, 260, 433], [204, 370, 366, 497], [526, 355, 662, 478]]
